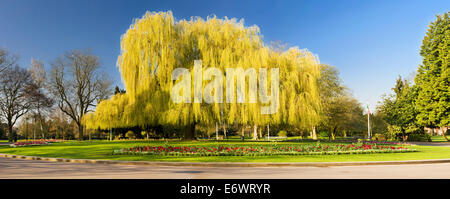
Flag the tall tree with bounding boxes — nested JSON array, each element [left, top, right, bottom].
[[378, 76, 422, 141], [321, 95, 364, 140], [317, 64, 354, 140], [28, 59, 54, 139], [49, 49, 112, 140], [86, 11, 322, 140], [415, 12, 449, 141], [0, 66, 38, 142]]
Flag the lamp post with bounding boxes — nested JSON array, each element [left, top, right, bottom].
[[367, 104, 371, 140], [33, 114, 37, 140]]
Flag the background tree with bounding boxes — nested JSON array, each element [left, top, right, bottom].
[[320, 95, 364, 140], [0, 48, 18, 74], [0, 66, 39, 142], [415, 12, 449, 141], [318, 65, 345, 102], [317, 64, 365, 140], [49, 109, 73, 140], [377, 76, 423, 141], [17, 114, 33, 139], [370, 112, 389, 140], [49, 49, 112, 140], [317, 64, 344, 140], [28, 59, 54, 139], [114, 86, 126, 94]]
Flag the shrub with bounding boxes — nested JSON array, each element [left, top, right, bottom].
[[373, 133, 386, 141], [278, 130, 287, 137], [318, 131, 328, 138], [407, 133, 431, 142], [125, 131, 135, 139]]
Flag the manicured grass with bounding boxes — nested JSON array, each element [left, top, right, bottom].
[[431, 136, 449, 142], [0, 140, 448, 162]]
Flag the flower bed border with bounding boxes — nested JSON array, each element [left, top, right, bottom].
[[113, 148, 417, 156], [9, 142, 50, 148]]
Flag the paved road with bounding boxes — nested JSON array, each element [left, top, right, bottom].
[[1, 157, 450, 179]]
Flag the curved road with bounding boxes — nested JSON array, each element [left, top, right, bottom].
[[1, 157, 450, 179]]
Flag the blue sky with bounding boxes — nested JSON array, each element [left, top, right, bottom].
[[1, 0, 448, 111]]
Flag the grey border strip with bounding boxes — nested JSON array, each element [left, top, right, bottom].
[[2, 153, 450, 167]]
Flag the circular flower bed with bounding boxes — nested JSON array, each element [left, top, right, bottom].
[[113, 143, 416, 156], [10, 141, 49, 147], [361, 141, 412, 145], [42, 139, 66, 143]]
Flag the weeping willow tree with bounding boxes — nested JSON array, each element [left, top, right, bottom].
[[84, 11, 322, 140]]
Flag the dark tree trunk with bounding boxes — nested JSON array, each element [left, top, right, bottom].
[[183, 122, 196, 140], [7, 124, 13, 143], [330, 126, 337, 140], [442, 127, 449, 141], [401, 129, 407, 141], [402, 134, 408, 141], [78, 124, 83, 141]]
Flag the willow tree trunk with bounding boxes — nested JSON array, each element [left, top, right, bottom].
[[252, 124, 258, 140], [184, 123, 196, 140], [110, 128, 113, 141], [312, 126, 317, 140], [223, 124, 227, 140], [216, 122, 219, 140]]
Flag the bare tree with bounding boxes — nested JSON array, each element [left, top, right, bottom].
[[49, 109, 72, 140], [0, 66, 38, 142], [0, 48, 19, 74], [28, 59, 54, 139], [49, 49, 112, 140]]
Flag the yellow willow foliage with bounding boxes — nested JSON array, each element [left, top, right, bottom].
[[83, 93, 129, 129], [86, 11, 322, 130]]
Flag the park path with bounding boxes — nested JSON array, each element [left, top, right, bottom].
[[1, 156, 450, 179], [409, 142, 450, 147]]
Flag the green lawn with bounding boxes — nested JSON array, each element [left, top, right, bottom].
[[431, 136, 449, 142], [0, 140, 449, 162]]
